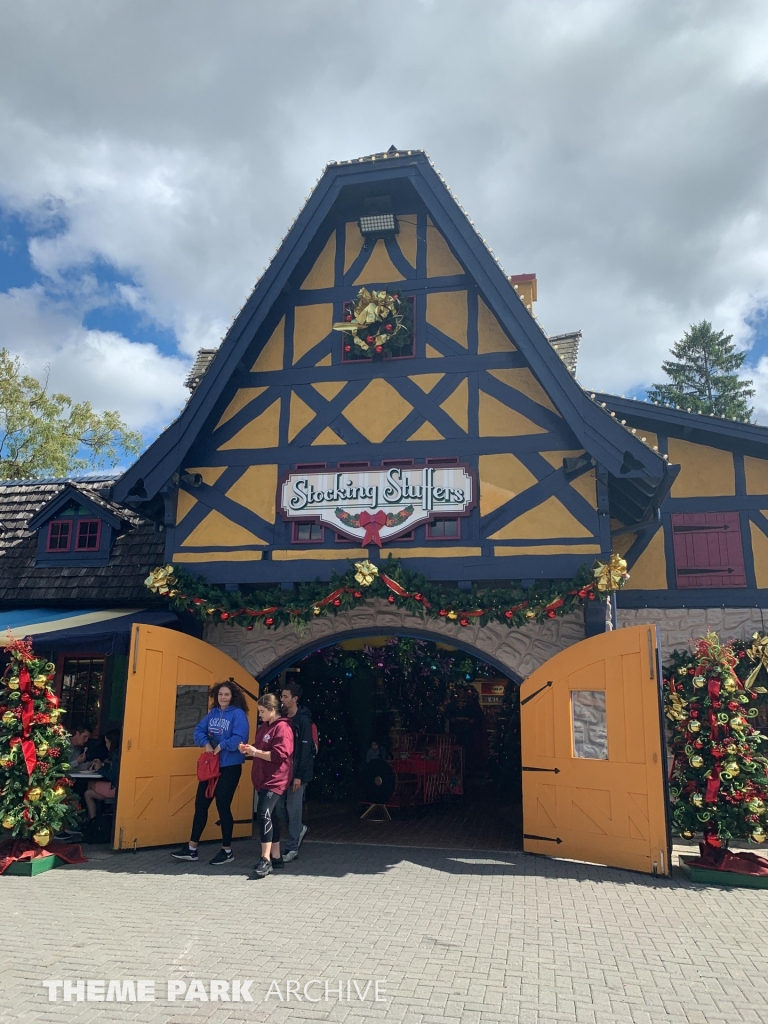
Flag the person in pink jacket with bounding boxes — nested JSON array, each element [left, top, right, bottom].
[[239, 693, 294, 879]]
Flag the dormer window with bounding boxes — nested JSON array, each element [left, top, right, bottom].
[[45, 510, 102, 553], [32, 490, 120, 568], [76, 519, 101, 550], [47, 520, 72, 551]]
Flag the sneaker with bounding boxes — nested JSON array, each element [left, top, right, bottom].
[[209, 848, 234, 866], [298, 824, 309, 848], [254, 856, 273, 879], [171, 845, 199, 861], [282, 849, 298, 863], [54, 830, 82, 843], [271, 857, 285, 869]]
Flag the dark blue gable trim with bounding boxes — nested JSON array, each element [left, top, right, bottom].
[[28, 485, 124, 531]]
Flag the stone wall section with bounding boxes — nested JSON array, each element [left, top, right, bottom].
[[617, 606, 768, 659], [204, 599, 585, 682]]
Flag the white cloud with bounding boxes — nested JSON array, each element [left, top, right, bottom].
[[0, 0, 767, 430], [0, 285, 188, 436]]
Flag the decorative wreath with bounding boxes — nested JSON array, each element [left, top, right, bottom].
[[333, 288, 413, 358]]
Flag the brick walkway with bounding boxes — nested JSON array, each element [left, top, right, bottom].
[[4, 837, 768, 1024]]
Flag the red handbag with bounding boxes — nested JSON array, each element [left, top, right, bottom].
[[197, 751, 220, 798]]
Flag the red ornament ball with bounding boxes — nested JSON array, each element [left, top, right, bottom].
[[246, 625, 254, 631], [739, 650, 747, 658], [220, 612, 229, 621], [385, 323, 393, 332], [345, 314, 352, 322], [332, 598, 341, 607], [387, 595, 396, 604], [504, 610, 514, 620], [375, 345, 383, 354], [688, 668, 695, 675], [459, 618, 469, 627], [353, 591, 362, 599], [588, 592, 595, 601], [344, 344, 351, 352], [366, 334, 374, 343], [439, 609, 448, 617], [414, 593, 422, 601], [264, 617, 274, 627], [547, 610, 557, 619], [577, 589, 587, 598]]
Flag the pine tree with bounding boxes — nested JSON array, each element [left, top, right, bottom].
[[647, 321, 755, 421], [0, 637, 81, 845], [665, 632, 768, 845]]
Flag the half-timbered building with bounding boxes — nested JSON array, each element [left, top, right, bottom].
[[4, 148, 768, 872]]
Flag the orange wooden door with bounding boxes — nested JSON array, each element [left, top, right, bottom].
[[520, 624, 670, 875], [114, 625, 259, 850]]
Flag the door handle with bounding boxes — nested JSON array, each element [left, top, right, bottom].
[[522, 766, 560, 773], [521, 680, 553, 705], [132, 627, 139, 673]]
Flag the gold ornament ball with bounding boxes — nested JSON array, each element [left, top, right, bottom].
[[312, 605, 321, 616], [752, 826, 766, 844], [692, 675, 706, 688], [32, 674, 47, 688], [723, 760, 740, 777], [677, 667, 688, 676], [723, 677, 737, 693], [7, 678, 19, 691], [689, 755, 704, 769], [2, 816, 14, 829], [447, 611, 459, 621], [53, 785, 66, 798], [680, 829, 695, 840], [688, 720, 701, 733], [690, 793, 704, 808], [37, 742, 49, 757], [26, 786, 42, 802], [730, 716, 745, 731], [32, 827, 52, 847], [1, 711, 16, 726], [0, 757, 13, 769]]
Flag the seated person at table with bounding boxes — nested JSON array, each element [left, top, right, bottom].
[[83, 729, 121, 820], [65, 719, 92, 771]]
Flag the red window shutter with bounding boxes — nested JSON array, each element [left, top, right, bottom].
[[671, 512, 746, 589]]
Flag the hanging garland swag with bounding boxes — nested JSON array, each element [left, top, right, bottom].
[[145, 554, 629, 631]]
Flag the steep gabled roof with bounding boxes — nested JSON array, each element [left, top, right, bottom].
[[114, 150, 674, 522], [28, 483, 129, 531]]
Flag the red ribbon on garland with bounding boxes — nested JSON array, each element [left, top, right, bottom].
[[705, 763, 721, 803], [380, 574, 432, 608], [18, 666, 36, 777]]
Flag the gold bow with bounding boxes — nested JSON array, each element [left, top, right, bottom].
[[144, 564, 179, 597], [333, 288, 405, 351], [745, 632, 768, 691], [592, 553, 629, 592], [665, 690, 688, 721], [354, 560, 379, 587]]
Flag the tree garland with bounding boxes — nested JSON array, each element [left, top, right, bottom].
[[145, 554, 629, 632], [0, 636, 81, 845], [663, 632, 768, 845]]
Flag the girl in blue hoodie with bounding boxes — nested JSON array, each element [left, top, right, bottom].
[[171, 680, 250, 865]]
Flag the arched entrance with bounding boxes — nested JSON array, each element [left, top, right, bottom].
[[258, 631, 524, 852]]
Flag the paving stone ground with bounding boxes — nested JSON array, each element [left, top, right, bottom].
[[2, 837, 767, 1024]]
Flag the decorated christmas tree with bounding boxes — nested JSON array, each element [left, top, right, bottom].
[[665, 632, 768, 846], [0, 636, 80, 846], [309, 650, 358, 800]]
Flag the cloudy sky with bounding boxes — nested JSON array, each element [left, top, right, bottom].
[[1, 0, 767, 447]]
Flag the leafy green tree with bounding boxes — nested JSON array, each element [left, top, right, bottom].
[[0, 350, 142, 479], [647, 321, 755, 421]]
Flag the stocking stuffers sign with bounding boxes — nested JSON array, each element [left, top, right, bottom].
[[279, 464, 475, 546]]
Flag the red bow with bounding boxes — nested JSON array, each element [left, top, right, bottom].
[[359, 510, 387, 547], [705, 763, 721, 803]]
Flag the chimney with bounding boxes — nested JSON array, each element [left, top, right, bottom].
[[509, 273, 537, 312]]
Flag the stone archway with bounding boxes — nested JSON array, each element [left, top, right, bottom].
[[204, 598, 585, 682]]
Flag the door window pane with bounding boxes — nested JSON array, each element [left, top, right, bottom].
[[60, 657, 105, 727], [571, 690, 608, 759], [173, 685, 210, 747]]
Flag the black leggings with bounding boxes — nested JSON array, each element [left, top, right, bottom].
[[191, 763, 242, 846], [256, 789, 283, 845]]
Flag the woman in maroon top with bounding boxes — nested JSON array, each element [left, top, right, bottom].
[[239, 693, 294, 879]]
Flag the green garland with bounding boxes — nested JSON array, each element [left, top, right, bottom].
[[145, 555, 618, 632]]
